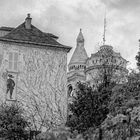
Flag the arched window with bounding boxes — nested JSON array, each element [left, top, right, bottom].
[[68, 85, 73, 97]]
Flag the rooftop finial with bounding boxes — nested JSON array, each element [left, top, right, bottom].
[[103, 8, 107, 45], [80, 28, 82, 32]]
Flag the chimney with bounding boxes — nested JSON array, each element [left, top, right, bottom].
[[25, 13, 32, 29]]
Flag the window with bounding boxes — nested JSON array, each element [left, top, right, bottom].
[[8, 52, 18, 71], [96, 60, 98, 63], [68, 84, 73, 97]]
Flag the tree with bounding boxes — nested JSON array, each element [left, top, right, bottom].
[[67, 46, 128, 135], [0, 102, 30, 139], [136, 40, 140, 69], [66, 82, 114, 133], [66, 48, 118, 134], [109, 71, 140, 116], [18, 52, 67, 132], [23, 87, 66, 132], [101, 71, 140, 139]]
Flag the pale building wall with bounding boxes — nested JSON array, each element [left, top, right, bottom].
[[0, 41, 68, 130]]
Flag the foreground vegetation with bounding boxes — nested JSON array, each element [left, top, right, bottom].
[[64, 48, 140, 139], [36, 70, 140, 140], [0, 103, 30, 139], [1, 46, 140, 140]]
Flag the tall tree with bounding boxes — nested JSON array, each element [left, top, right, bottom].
[[66, 82, 114, 133], [66, 48, 118, 133]]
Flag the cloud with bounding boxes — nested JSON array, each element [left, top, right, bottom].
[[34, 0, 140, 69], [0, 0, 139, 68], [0, 0, 36, 27], [100, 0, 140, 11], [97, 0, 140, 68]]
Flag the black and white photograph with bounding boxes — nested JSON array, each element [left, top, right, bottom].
[[0, 0, 140, 139]]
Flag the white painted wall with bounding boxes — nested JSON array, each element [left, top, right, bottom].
[[0, 41, 68, 131]]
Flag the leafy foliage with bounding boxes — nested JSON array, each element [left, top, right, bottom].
[[66, 82, 114, 133], [100, 71, 140, 139], [109, 71, 140, 116], [67, 69, 140, 138], [136, 51, 140, 68], [0, 103, 30, 139], [36, 127, 71, 140]]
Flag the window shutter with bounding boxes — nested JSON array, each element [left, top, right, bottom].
[[8, 52, 18, 71], [14, 52, 18, 71], [9, 52, 13, 70]]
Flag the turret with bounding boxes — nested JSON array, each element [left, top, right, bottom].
[[67, 29, 88, 90], [68, 29, 88, 72]]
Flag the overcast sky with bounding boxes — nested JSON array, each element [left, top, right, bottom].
[[0, 0, 140, 69]]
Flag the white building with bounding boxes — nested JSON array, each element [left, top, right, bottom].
[[0, 14, 71, 131]]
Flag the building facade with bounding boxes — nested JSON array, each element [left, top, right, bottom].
[[0, 14, 71, 131], [67, 29, 128, 93]]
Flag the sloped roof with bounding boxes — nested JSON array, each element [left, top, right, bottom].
[[0, 26, 59, 39], [43, 33, 58, 39], [0, 22, 71, 51], [69, 45, 88, 65], [69, 29, 88, 65], [76, 28, 84, 42], [0, 26, 14, 31], [1, 23, 60, 45]]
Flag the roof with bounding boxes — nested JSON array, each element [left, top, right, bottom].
[[69, 29, 88, 65], [1, 23, 61, 45], [0, 26, 59, 39], [69, 45, 88, 65], [90, 44, 128, 62], [0, 17, 71, 52], [0, 26, 14, 31], [76, 28, 84, 42], [43, 33, 58, 39]]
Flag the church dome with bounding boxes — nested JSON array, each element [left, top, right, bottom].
[[100, 45, 113, 50], [68, 29, 88, 73]]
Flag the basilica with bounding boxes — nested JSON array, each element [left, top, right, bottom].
[[67, 29, 128, 93]]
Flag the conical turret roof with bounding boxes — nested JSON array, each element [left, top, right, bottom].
[[69, 29, 88, 65], [76, 28, 84, 42]]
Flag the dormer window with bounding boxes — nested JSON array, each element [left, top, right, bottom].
[[8, 52, 18, 72]]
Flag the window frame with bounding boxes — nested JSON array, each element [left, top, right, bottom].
[[8, 51, 19, 72]]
